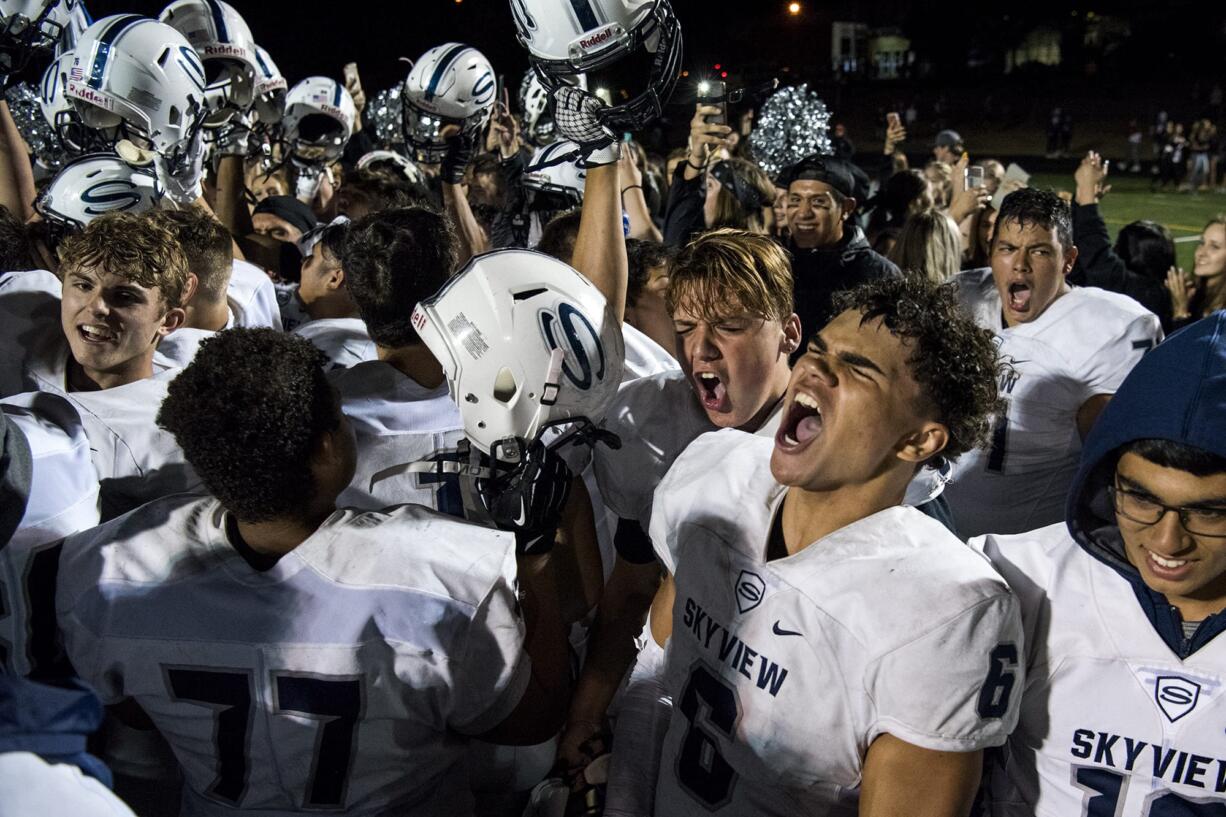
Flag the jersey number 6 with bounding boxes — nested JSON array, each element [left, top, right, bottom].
[[677, 665, 740, 809], [977, 643, 1019, 719]]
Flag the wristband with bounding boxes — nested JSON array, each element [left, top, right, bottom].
[[620, 185, 643, 196], [686, 159, 708, 172]]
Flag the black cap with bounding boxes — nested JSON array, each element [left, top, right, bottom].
[[778, 155, 856, 200], [253, 196, 319, 237]]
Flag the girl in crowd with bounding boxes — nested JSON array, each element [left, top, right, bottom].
[[1168, 215, 1226, 330]]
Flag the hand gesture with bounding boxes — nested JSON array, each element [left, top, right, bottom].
[[1166, 266, 1194, 319], [1074, 151, 1110, 205], [486, 89, 520, 159], [619, 146, 642, 188], [883, 115, 907, 155]]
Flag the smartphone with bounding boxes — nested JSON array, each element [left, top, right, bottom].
[[342, 62, 359, 88], [623, 132, 634, 143], [966, 165, 985, 190], [697, 79, 727, 126], [991, 163, 1031, 210], [886, 111, 901, 129]]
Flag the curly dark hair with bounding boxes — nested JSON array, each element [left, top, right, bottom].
[[0, 206, 35, 272], [341, 208, 457, 348], [336, 168, 434, 218], [625, 238, 676, 307], [834, 276, 1001, 463], [157, 328, 340, 522], [993, 187, 1073, 252]]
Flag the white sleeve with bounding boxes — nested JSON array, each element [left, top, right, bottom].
[[445, 547, 532, 735], [605, 634, 671, 817], [866, 592, 1024, 752], [1075, 312, 1163, 401], [0, 753, 137, 817]]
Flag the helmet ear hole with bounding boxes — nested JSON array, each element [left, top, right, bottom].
[[167, 106, 181, 127], [493, 367, 519, 404]]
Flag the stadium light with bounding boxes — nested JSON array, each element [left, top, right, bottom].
[[788, 1, 801, 14]]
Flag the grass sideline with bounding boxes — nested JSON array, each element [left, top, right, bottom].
[[1028, 172, 1223, 270]]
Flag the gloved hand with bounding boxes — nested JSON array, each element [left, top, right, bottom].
[[477, 435, 573, 555], [211, 113, 251, 158], [552, 84, 621, 166], [440, 125, 480, 185], [154, 128, 206, 206], [293, 161, 325, 203]]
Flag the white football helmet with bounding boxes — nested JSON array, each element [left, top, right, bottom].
[[158, 0, 260, 128], [250, 43, 285, 126], [518, 69, 556, 145], [0, 0, 73, 77], [510, 0, 683, 133], [282, 76, 354, 164], [65, 15, 208, 172], [402, 42, 496, 163], [523, 140, 585, 207], [412, 249, 624, 453], [53, 0, 89, 55], [35, 152, 163, 245], [356, 149, 426, 185]]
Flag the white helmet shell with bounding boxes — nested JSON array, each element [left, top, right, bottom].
[[510, 0, 683, 133], [522, 140, 585, 206], [53, 0, 90, 56], [282, 76, 354, 164], [518, 68, 556, 145], [39, 48, 106, 154], [412, 249, 624, 453], [250, 43, 286, 125], [158, 0, 260, 126], [65, 15, 208, 166], [402, 42, 496, 163], [36, 152, 163, 232], [356, 149, 426, 185]]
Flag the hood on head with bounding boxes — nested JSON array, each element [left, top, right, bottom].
[[1067, 313, 1226, 570]]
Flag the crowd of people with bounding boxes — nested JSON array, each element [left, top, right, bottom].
[[0, 1, 1223, 816]]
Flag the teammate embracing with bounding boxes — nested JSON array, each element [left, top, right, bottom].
[[982, 312, 1226, 815], [616, 275, 1024, 816]]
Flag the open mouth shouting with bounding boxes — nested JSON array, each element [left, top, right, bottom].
[[776, 390, 823, 452], [1005, 280, 1032, 316], [695, 370, 730, 412]]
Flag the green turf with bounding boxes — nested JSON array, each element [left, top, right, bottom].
[[1028, 172, 1226, 271]]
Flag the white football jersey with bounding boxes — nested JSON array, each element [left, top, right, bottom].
[[293, 318, 378, 370], [331, 361, 464, 511], [0, 270, 62, 398], [154, 327, 215, 369], [650, 431, 1022, 816], [0, 392, 100, 678], [273, 283, 312, 333], [58, 371, 202, 519], [227, 259, 282, 330], [947, 270, 1162, 536], [981, 525, 1226, 815], [57, 495, 530, 816]]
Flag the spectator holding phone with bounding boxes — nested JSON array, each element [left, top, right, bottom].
[[661, 102, 733, 245]]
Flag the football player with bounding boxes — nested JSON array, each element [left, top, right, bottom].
[[613, 275, 1023, 816], [981, 312, 1226, 815], [55, 328, 575, 815], [330, 207, 464, 510], [0, 213, 201, 517], [945, 187, 1163, 536], [286, 219, 377, 370]]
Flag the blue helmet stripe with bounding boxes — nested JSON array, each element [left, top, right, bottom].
[[254, 47, 271, 78], [205, 0, 229, 43], [88, 15, 144, 91], [424, 44, 469, 102], [332, 80, 342, 107], [568, 0, 600, 32]]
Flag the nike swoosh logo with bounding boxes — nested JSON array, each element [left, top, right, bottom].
[[772, 621, 803, 637], [513, 500, 528, 527]]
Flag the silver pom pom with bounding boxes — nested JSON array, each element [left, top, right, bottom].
[[367, 85, 406, 151], [5, 82, 65, 171], [749, 83, 832, 181]]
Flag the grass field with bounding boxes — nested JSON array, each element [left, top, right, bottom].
[[1028, 172, 1225, 271]]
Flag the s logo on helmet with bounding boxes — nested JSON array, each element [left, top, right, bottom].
[[80, 180, 144, 215], [539, 302, 605, 391], [177, 46, 207, 93], [511, 0, 538, 37]]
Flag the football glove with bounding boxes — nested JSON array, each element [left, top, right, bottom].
[[477, 435, 573, 555]]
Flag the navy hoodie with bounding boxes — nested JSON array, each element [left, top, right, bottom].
[[1065, 312, 1226, 657]]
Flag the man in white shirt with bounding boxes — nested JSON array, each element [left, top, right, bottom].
[[946, 188, 1163, 536]]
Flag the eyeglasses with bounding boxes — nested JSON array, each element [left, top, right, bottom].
[[1109, 484, 1226, 538]]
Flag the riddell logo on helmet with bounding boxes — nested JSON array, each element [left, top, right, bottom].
[[204, 44, 247, 58], [66, 83, 115, 111], [579, 28, 615, 50]]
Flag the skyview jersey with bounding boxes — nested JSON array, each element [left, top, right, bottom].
[[982, 524, 1226, 815], [947, 270, 1162, 536], [56, 495, 530, 816], [649, 431, 1023, 816]]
